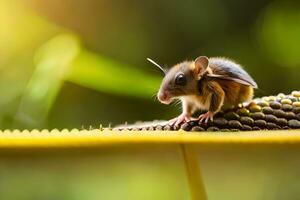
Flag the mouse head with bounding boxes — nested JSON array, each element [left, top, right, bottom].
[[157, 56, 209, 104]]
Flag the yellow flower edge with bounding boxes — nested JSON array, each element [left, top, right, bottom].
[[0, 129, 300, 148]]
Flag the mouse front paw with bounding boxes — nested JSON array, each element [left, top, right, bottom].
[[198, 111, 214, 124], [169, 113, 191, 126]]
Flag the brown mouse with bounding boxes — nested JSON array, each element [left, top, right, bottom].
[[148, 56, 257, 126]]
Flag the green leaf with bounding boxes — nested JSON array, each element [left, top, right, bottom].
[[14, 34, 80, 127], [67, 50, 161, 98]]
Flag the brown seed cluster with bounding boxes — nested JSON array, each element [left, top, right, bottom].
[[114, 91, 300, 131]]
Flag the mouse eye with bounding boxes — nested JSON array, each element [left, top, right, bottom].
[[175, 74, 187, 86]]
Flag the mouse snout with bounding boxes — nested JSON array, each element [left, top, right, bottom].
[[157, 90, 172, 105]]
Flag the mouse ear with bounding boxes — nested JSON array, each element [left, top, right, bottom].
[[194, 56, 209, 76]]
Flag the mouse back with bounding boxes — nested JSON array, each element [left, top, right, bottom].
[[207, 57, 258, 88]]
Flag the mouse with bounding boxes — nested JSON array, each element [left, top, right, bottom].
[[147, 56, 258, 126]]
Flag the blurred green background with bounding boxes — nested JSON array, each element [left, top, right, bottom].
[[0, 0, 299, 129]]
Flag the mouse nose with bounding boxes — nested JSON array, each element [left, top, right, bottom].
[[158, 91, 166, 101], [157, 91, 171, 104]]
